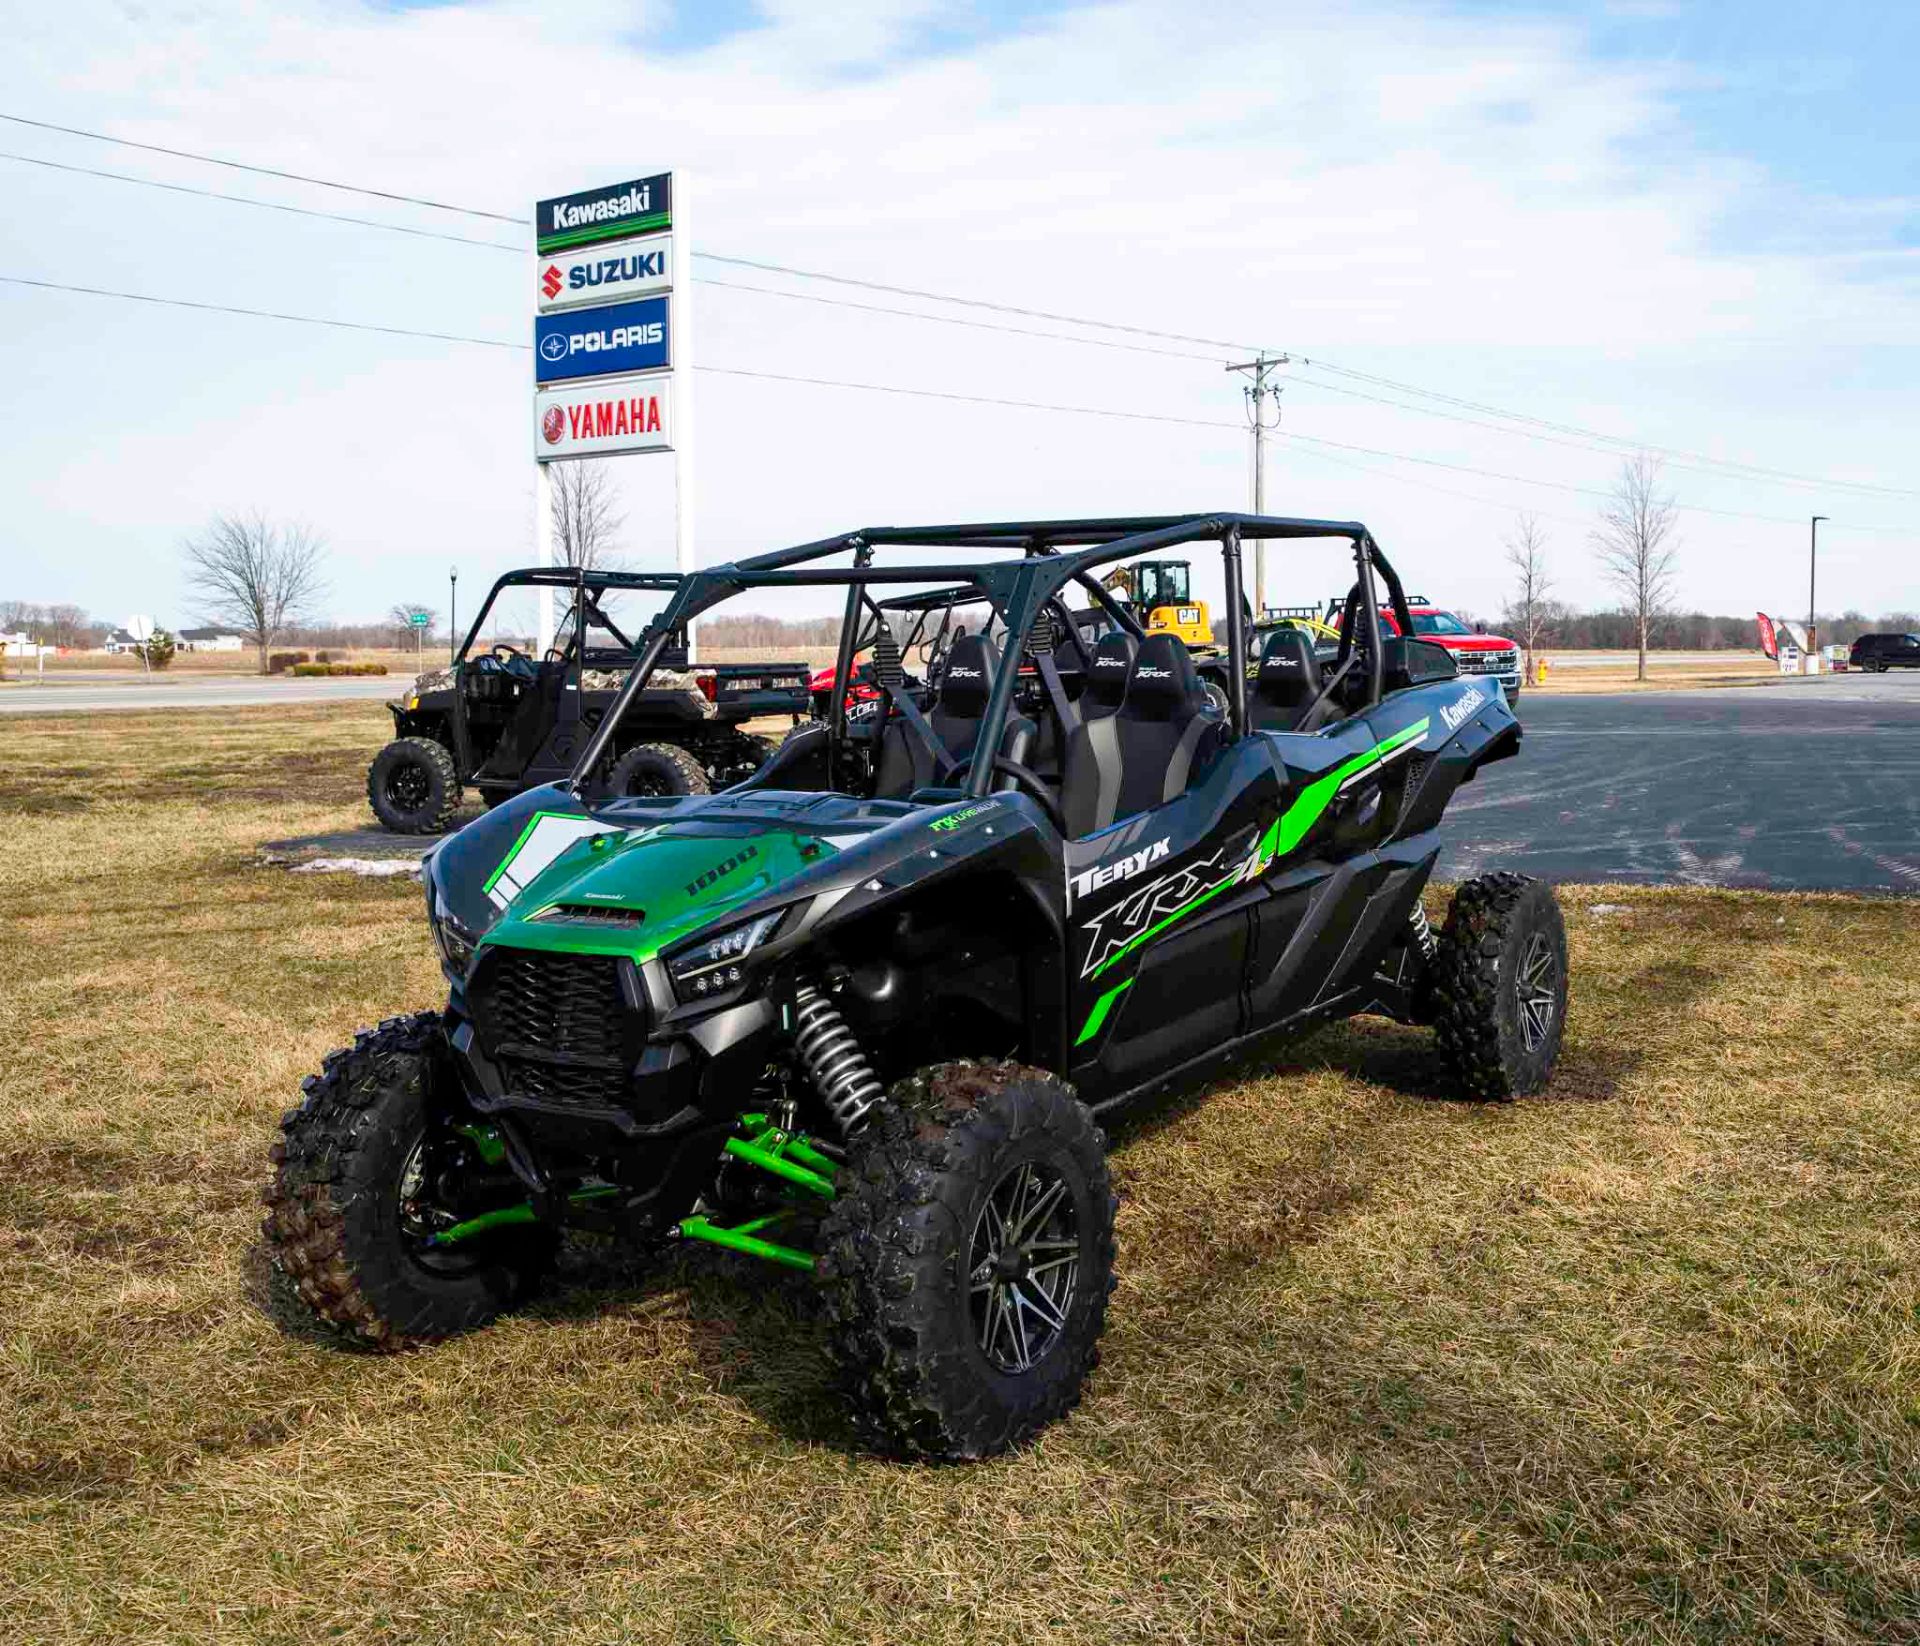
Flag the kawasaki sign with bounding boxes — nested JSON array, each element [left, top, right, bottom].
[[536, 174, 672, 254]]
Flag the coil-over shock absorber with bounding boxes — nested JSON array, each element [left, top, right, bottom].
[[1408, 902, 1438, 965], [792, 980, 884, 1137]]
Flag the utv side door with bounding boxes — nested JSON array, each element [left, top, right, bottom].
[[1063, 736, 1284, 1101]]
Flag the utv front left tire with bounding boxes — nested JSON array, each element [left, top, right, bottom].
[[262, 1012, 549, 1348], [817, 1061, 1117, 1459]]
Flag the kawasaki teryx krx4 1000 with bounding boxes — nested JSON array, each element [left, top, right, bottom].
[[266, 515, 1566, 1459]]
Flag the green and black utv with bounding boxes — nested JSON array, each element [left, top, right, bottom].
[[268, 515, 1567, 1459], [368, 567, 811, 833]]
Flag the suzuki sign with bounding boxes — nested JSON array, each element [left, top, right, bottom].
[[534, 295, 671, 385], [537, 234, 672, 314], [535, 374, 673, 459]]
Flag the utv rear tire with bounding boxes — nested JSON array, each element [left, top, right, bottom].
[[817, 1061, 1117, 1459], [606, 741, 710, 798], [1431, 872, 1568, 1100], [367, 737, 460, 834], [261, 1012, 550, 1349]]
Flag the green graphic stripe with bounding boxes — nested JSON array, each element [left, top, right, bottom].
[[1090, 871, 1243, 981], [1262, 718, 1430, 864], [1074, 978, 1134, 1046], [538, 212, 672, 253], [1085, 718, 1432, 983]]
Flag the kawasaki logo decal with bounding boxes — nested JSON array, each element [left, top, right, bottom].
[[1440, 688, 1487, 731]]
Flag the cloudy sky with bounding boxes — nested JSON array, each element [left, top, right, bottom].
[[3, 0, 1916, 633]]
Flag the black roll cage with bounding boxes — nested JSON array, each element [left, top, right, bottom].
[[567, 515, 1417, 803]]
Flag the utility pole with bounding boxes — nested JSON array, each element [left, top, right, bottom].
[[1226, 353, 1288, 614], [1808, 515, 1827, 669]]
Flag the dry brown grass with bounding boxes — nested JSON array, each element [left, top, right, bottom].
[[1, 706, 1917, 1644], [1531, 656, 1780, 693]]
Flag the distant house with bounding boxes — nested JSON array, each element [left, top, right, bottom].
[[0, 629, 45, 658], [103, 627, 144, 654], [178, 626, 245, 652]]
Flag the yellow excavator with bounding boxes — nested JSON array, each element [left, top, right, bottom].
[[1100, 558, 1214, 649]]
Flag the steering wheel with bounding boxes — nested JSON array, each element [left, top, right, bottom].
[[943, 755, 1068, 835]]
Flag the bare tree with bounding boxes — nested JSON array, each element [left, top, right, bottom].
[[548, 462, 627, 571], [1502, 513, 1556, 679], [387, 603, 436, 649], [1591, 454, 1680, 682], [182, 513, 327, 674]]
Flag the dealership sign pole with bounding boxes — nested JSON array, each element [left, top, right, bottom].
[[532, 171, 692, 656]]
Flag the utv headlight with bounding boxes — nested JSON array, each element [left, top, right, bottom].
[[667, 910, 784, 1000], [432, 908, 479, 978]]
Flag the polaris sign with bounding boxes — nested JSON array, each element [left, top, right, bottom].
[[538, 234, 671, 313], [534, 296, 670, 385], [536, 173, 671, 254]]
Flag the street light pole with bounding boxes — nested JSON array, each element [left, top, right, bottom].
[[1808, 515, 1827, 667], [449, 566, 459, 664]]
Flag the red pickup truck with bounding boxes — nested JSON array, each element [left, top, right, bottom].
[[1313, 596, 1522, 702]]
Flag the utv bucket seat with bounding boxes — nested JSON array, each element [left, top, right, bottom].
[[873, 633, 999, 798], [1059, 634, 1227, 837], [1252, 628, 1324, 733]]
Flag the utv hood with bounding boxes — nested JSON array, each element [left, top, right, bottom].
[[481, 815, 837, 962]]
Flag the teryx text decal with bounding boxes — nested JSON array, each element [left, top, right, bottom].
[[1067, 836, 1169, 907]]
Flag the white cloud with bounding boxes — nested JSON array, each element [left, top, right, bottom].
[[0, 0, 1914, 629]]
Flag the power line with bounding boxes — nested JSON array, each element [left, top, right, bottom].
[[699, 364, 1240, 430], [3, 268, 1911, 538], [1295, 358, 1920, 501], [0, 150, 524, 253], [8, 105, 1912, 502], [0, 110, 524, 224], [693, 275, 1222, 363], [0, 273, 525, 350]]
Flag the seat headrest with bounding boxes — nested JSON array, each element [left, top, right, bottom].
[[937, 633, 998, 715], [1124, 634, 1201, 721], [1085, 630, 1137, 709], [1258, 627, 1319, 693]]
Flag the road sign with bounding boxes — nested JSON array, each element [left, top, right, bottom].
[[534, 295, 670, 386], [536, 174, 671, 255], [127, 615, 154, 642], [408, 612, 431, 628], [538, 234, 671, 314], [535, 373, 672, 460]]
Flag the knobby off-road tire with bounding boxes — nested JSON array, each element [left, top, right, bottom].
[[262, 1012, 549, 1348], [1431, 872, 1569, 1100], [606, 741, 711, 798], [816, 1061, 1118, 1460], [367, 736, 460, 833]]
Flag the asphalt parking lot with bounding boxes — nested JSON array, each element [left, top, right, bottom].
[[1440, 675, 1920, 892]]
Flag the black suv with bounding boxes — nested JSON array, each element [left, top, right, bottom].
[[1849, 633, 1920, 672]]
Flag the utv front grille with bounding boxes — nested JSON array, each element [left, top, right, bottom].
[[469, 948, 643, 1112]]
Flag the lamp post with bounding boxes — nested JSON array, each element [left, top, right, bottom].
[[1808, 516, 1827, 668], [449, 566, 459, 664]]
